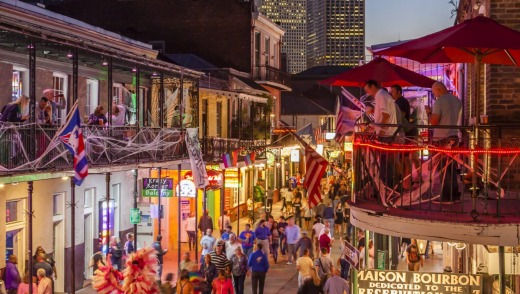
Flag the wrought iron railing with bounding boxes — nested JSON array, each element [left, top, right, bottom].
[[352, 123, 520, 220], [201, 136, 266, 162], [0, 123, 186, 175], [252, 65, 291, 87]]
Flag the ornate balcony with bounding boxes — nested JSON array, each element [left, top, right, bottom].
[[350, 124, 520, 246], [252, 65, 292, 91], [0, 123, 185, 176], [200, 136, 267, 162]]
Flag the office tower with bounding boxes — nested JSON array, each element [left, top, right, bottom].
[[260, 0, 307, 74], [307, 0, 365, 68]]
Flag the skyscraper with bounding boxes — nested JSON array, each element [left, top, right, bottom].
[[260, 0, 307, 74], [307, 0, 365, 68]]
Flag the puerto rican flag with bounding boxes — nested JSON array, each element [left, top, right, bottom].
[[59, 104, 88, 185]]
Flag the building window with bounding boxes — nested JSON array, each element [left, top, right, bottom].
[[53, 73, 68, 125], [216, 101, 222, 137], [53, 193, 64, 216], [6, 200, 22, 223], [84, 188, 95, 208], [254, 32, 261, 67], [12, 71, 22, 101], [86, 79, 99, 116], [264, 36, 271, 66]]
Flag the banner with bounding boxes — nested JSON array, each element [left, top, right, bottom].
[[342, 239, 360, 271], [185, 128, 209, 189], [358, 270, 483, 294]]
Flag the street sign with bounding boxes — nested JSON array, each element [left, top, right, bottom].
[[377, 250, 387, 270], [130, 208, 141, 224]]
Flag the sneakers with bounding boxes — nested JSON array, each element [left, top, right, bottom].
[[286, 262, 293, 265]]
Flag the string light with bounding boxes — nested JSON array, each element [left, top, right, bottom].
[[354, 142, 520, 155]]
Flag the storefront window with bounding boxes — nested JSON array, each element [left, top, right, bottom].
[[6, 201, 21, 223]]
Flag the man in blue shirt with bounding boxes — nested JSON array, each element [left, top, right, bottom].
[[239, 224, 256, 258], [254, 220, 271, 257], [248, 243, 270, 294], [221, 225, 233, 241], [284, 217, 301, 265]]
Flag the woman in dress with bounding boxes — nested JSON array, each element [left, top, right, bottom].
[[334, 201, 344, 235], [229, 247, 247, 294], [200, 254, 217, 294]]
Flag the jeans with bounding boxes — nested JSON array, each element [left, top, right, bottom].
[[280, 236, 287, 254], [251, 271, 266, 294], [272, 240, 279, 262], [187, 231, 196, 250], [243, 247, 254, 259], [287, 244, 296, 263], [233, 274, 246, 294], [157, 263, 163, 280]]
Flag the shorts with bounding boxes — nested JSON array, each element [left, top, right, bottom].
[[304, 217, 311, 221]]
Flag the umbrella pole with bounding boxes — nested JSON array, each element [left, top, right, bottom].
[[471, 54, 482, 213]]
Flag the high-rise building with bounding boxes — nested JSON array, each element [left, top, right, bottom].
[[307, 0, 365, 68], [259, 0, 307, 74]]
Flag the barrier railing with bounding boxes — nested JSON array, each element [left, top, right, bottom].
[[0, 123, 186, 175], [352, 123, 520, 220]]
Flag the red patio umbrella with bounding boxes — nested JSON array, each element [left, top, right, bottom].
[[320, 58, 437, 88], [376, 15, 520, 122]]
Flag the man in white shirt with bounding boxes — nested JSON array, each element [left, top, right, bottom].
[[312, 218, 325, 258], [364, 80, 398, 141], [218, 210, 231, 236], [185, 212, 197, 251], [200, 229, 216, 263], [225, 234, 242, 260]]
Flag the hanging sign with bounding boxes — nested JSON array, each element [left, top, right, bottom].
[[224, 169, 239, 188], [130, 208, 141, 224], [142, 178, 174, 197], [185, 170, 222, 190], [357, 270, 483, 294], [290, 149, 300, 162], [176, 179, 197, 198], [342, 239, 360, 271]]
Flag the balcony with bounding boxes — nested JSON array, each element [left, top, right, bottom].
[[201, 136, 267, 162], [252, 65, 292, 91], [350, 124, 520, 246], [0, 123, 185, 177]]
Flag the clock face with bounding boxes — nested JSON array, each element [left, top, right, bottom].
[[177, 180, 196, 197]]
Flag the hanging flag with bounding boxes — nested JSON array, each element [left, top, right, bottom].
[[222, 153, 232, 168], [335, 94, 360, 143], [314, 123, 327, 144], [250, 151, 255, 164], [232, 149, 239, 167], [296, 123, 316, 146], [341, 87, 366, 111], [185, 128, 209, 189], [244, 153, 252, 166], [58, 102, 88, 185]]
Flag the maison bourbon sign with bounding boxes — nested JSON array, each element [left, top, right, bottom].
[[358, 270, 482, 294]]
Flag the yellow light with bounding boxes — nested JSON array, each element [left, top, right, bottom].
[[62, 176, 69, 180], [0, 184, 4, 188]]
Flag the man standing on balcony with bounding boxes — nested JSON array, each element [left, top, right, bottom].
[[427, 82, 462, 202], [43, 89, 66, 125], [364, 80, 399, 188]]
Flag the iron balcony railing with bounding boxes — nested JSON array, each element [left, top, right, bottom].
[[252, 65, 291, 87], [0, 123, 186, 175], [352, 123, 520, 221], [201, 136, 266, 162]]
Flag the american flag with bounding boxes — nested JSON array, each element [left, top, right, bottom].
[[314, 123, 327, 144], [58, 102, 88, 185], [335, 96, 359, 143], [283, 123, 329, 208]]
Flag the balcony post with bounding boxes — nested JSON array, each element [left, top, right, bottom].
[[107, 58, 113, 126], [70, 177, 76, 293], [159, 73, 164, 127], [27, 181, 34, 294], [135, 66, 140, 163], [499, 246, 505, 294], [105, 172, 111, 258], [250, 102, 255, 141], [158, 166, 162, 235], [238, 99, 242, 139], [133, 169, 138, 251], [28, 40, 36, 161]]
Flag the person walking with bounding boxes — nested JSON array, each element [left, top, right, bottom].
[[270, 221, 282, 264], [200, 229, 216, 263], [239, 224, 256, 259], [177, 269, 194, 294], [4, 255, 20, 294], [285, 217, 301, 265], [314, 248, 334, 278], [322, 202, 335, 238], [225, 234, 242, 261], [153, 235, 168, 280], [319, 228, 332, 255], [15, 271, 37, 294], [230, 247, 248, 294], [198, 210, 214, 236], [218, 211, 231, 236], [212, 269, 234, 294], [180, 252, 197, 272], [295, 231, 314, 259], [312, 218, 325, 258], [296, 249, 314, 287], [109, 236, 124, 270], [334, 202, 344, 236], [186, 212, 197, 251], [124, 233, 135, 256], [209, 240, 230, 272], [36, 269, 52, 294], [406, 239, 423, 272], [299, 267, 323, 294], [254, 220, 271, 257], [200, 255, 217, 294], [323, 269, 349, 294], [247, 244, 269, 294]]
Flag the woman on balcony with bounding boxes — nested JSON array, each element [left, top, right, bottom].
[[0, 95, 29, 123], [87, 105, 108, 126]]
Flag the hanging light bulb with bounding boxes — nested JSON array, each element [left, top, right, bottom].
[[67, 50, 73, 58], [447, 242, 457, 247], [132, 67, 137, 72], [102, 59, 108, 66], [455, 243, 467, 250]]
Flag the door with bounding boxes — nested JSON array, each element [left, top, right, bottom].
[[5, 229, 24, 273], [52, 220, 65, 292], [84, 213, 93, 279]]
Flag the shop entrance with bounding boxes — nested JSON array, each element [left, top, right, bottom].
[[5, 229, 24, 273]]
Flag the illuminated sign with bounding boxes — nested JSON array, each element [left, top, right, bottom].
[[184, 170, 222, 190], [325, 132, 336, 140], [316, 144, 324, 155], [142, 178, 174, 197], [224, 169, 239, 188], [273, 127, 295, 135], [290, 149, 300, 162], [344, 142, 353, 152], [176, 179, 196, 197], [98, 201, 114, 254], [358, 270, 483, 294]]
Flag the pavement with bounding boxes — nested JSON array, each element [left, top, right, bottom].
[[75, 200, 445, 293]]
